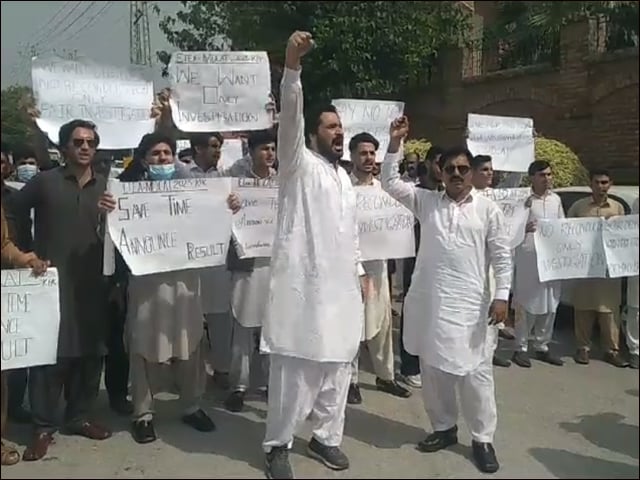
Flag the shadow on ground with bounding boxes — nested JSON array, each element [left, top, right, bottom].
[[529, 447, 639, 479]]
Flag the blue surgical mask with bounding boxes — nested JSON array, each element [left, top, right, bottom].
[[148, 163, 175, 181], [16, 164, 38, 182]]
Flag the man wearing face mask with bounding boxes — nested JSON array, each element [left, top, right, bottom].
[[1, 145, 38, 425], [99, 132, 242, 443]]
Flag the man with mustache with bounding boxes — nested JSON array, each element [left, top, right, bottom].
[[260, 31, 366, 479], [382, 119, 511, 474], [346, 132, 411, 405]]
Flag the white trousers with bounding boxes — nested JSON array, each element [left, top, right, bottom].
[[230, 320, 269, 391], [205, 312, 233, 373], [263, 354, 351, 452], [420, 356, 497, 443], [515, 309, 557, 353], [351, 321, 395, 384], [625, 307, 639, 356]]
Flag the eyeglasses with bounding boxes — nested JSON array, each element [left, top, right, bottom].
[[443, 165, 471, 176], [72, 138, 97, 149]]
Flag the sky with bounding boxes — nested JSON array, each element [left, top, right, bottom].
[[0, 0, 182, 89]]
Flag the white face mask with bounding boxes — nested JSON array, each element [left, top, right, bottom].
[[16, 164, 38, 182]]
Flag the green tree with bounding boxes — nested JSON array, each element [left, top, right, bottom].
[[156, 1, 471, 105], [1, 85, 35, 149]]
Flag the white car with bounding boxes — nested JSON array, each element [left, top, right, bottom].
[[554, 185, 639, 320]]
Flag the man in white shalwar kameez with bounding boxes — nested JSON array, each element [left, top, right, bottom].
[[181, 132, 234, 387], [512, 161, 565, 368], [346, 132, 411, 404], [223, 129, 277, 412], [471, 154, 513, 369], [98, 133, 241, 444], [260, 31, 365, 480], [382, 118, 512, 474]]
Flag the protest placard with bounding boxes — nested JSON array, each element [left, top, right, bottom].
[[1, 268, 60, 371], [332, 99, 404, 163], [107, 177, 233, 276], [168, 51, 272, 132], [534, 217, 607, 282], [31, 56, 155, 149], [176, 139, 191, 152], [481, 188, 530, 248], [602, 214, 639, 278], [356, 186, 415, 261], [231, 178, 279, 258], [467, 113, 534, 172], [219, 138, 246, 170]]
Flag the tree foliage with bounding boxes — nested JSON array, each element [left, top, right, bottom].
[[156, 1, 471, 105], [1, 85, 35, 149], [485, 1, 639, 69]]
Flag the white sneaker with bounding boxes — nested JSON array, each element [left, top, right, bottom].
[[399, 374, 422, 388]]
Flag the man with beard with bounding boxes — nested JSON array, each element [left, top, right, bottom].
[[346, 132, 411, 405], [261, 31, 365, 479], [383, 119, 511, 474]]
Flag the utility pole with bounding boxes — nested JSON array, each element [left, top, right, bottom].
[[129, 1, 152, 65]]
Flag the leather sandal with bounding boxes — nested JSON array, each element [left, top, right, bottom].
[[1, 441, 20, 466]]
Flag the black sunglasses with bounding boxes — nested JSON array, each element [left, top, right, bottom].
[[443, 165, 471, 176], [72, 138, 97, 149]]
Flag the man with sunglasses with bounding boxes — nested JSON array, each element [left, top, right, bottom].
[[10, 119, 112, 461], [382, 117, 511, 474]]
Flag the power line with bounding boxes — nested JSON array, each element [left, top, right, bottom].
[[30, 1, 82, 50], [49, 1, 115, 48], [38, 1, 98, 49]]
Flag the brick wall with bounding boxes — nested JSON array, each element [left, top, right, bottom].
[[405, 19, 639, 183]]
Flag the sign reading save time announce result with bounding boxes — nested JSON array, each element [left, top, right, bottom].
[[1, 269, 61, 371], [168, 51, 272, 133], [107, 178, 233, 276]]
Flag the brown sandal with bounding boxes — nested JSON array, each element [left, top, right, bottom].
[[1, 441, 20, 466]]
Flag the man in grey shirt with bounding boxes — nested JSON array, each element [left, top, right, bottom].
[[12, 119, 112, 462]]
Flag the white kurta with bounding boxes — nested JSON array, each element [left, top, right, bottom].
[[351, 175, 391, 340], [513, 191, 564, 315], [127, 270, 205, 363], [261, 67, 364, 363], [382, 151, 512, 376]]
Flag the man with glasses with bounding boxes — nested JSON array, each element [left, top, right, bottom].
[[382, 119, 511, 474], [11, 119, 112, 461]]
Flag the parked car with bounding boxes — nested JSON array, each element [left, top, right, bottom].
[[554, 185, 639, 324]]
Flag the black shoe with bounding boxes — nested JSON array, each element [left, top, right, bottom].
[[224, 390, 245, 413], [182, 409, 216, 432], [265, 446, 294, 479], [306, 437, 349, 471], [131, 420, 157, 444], [512, 351, 531, 368], [604, 351, 629, 368], [535, 351, 564, 366], [417, 425, 458, 453], [347, 384, 362, 405], [8, 406, 32, 424], [472, 440, 500, 473], [376, 378, 412, 398], [109, 397, 134, 416], [492, 355, 511, 368], [629, 354, 639, 370]]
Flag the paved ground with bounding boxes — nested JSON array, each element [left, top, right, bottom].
[[2, 323, 638, 479]]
